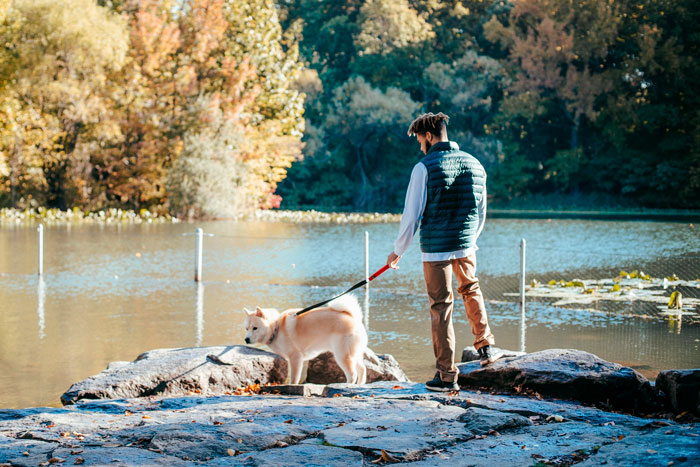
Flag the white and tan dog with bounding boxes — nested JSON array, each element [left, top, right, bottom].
[[244, 295, 367, 385]]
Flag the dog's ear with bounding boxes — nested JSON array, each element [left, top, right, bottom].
[[255, 306, 265, 318], [243, 308, 252, 316]]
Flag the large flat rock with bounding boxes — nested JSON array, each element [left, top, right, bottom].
[[2, 383, 698, 466], [458, 348, 655, 412]]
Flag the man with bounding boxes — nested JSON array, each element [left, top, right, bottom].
[[387, 112, 500, 392]]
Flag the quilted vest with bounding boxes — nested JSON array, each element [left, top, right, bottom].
[[419, 141, 486, 253]]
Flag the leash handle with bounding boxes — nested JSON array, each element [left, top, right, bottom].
[[368, 264, 390, 282]]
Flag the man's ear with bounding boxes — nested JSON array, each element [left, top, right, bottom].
[[255, 307, 265, 318]]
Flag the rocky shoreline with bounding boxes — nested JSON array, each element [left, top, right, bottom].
[[1, 347, 698, 466]]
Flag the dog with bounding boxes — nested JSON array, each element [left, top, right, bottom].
[[244, 294, 367, 385]]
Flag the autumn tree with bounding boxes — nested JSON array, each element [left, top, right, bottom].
[[0, 0, 128, 208]]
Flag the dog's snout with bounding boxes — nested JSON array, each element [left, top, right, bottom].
[[244, 337, 251, 344]]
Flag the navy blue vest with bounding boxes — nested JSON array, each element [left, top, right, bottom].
[[419, 141, 486, 253]]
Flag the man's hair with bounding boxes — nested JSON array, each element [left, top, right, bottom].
[[407, 112, 449, 137]]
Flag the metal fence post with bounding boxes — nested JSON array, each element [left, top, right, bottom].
[[194, 228, 203, 282], [364, 231, 370, 329], [364, 231, 369, 289], [519, 238, 526, 353], [37, 224, 44, 276]]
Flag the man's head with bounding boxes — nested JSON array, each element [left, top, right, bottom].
[[407, 112, 449, 154]]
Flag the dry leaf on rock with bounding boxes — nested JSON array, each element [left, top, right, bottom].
[[371, 449, 399, 464]]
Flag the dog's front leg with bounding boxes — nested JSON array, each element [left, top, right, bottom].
[[288, 355, 304, 384]]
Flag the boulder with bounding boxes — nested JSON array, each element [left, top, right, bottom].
[[656, 369, 700, 414], [306, 349, 409, 384], [61, 346, 408, 405], [457, 349, 654, 412], [61, 345, 287, 405], [461, 346, 525, 363]]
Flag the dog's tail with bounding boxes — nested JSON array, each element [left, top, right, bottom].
[[328, 294, 363, 321]]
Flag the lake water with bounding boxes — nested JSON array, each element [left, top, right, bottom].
[[1, 218, 699, 409]]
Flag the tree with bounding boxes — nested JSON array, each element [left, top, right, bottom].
[[0, 0, 128, 208]]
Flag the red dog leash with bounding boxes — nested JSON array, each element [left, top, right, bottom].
[[295, 264, 392, 316]]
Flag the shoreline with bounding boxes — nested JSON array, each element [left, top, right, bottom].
[[2, 207, 699, 225]]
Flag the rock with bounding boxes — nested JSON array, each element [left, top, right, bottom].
[[305, 348, 409, 384], [656, 369, 700, 414], [320, 399, 469, 462], [61, 346, 407, 406], [458, 407, 532, 435], [61, 346, 287, 405], [260, 384, 325, 397], [457, 349, 654, 412], [213, 442, 364, 466], [461, 346, 525, 362], [576, 425, 700, 466], [2, 382, 699, 466]]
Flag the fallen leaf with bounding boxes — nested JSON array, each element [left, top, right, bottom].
[[48, 458, 66, 464], [283, 419, 293, 424], [124, 410, 132, 416], [70, 450, 83, 455], [46, 424, 55, 428], [618, 435, 625, 440], [333, 393, 343, 398], [647, 449, 658, 454], [237, 438, 242, 443], [372, 449, 399, 464], [546, 415, 564, 423], [392, 386, 404, 390], [23, 451, 29, 456], [74, 458, 85, 465], [226, 448, 240, 456], [213, 421, 224, 425]]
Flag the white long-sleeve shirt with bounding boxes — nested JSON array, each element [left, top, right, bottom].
[[393, 162, 487, 262]]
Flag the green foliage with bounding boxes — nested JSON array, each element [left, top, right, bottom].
[[0, 0, 698, 214]]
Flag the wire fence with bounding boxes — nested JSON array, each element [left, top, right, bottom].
[[11, 224, 700, 329], [480, 243, 700, 329]]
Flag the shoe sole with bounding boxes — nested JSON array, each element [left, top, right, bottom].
[[425, 385, 460, 392], [480, 353, 503, 367]]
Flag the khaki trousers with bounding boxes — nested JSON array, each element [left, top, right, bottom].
[[423, 253, 495, 383]]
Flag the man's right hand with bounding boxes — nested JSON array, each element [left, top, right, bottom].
[[387, 252, 401, 269]]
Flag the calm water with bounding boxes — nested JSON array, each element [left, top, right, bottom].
[[1, 218, 699, 408]]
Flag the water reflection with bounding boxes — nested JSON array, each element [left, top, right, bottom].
[[364, 287, 370, 330], [668, 313, 682, 334], [519, 305, 526, 353], [196, 282, 204, 346], [37, 277, 45, 339]]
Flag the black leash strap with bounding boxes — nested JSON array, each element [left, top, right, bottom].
[[295, 264, 391, 316]]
